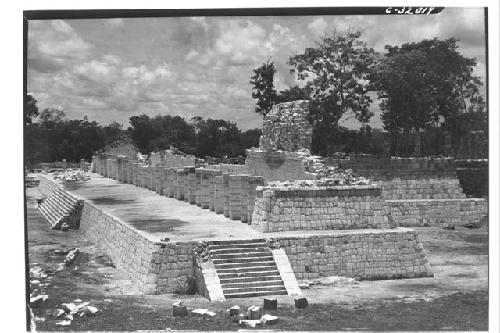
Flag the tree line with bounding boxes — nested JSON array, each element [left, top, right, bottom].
[[250, 31, 487, 156], [24, 101, 262, 164]]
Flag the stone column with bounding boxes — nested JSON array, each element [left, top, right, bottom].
[[62, 159, 67, 171], [200, 169, 211, 209], [186, 167, 197, 204], [214, 175, 225, 214], [223, 173, 231, 217], [195, 169, 203, 207], [247, 176, 265, 224], [228, 175, 246, 220], [209, 170, 222, 211]]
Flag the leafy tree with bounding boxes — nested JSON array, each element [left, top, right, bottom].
[[24, 93, 39, 125], [375, 38, 485, 156], [39, 108, 66, 126], [288, 30, 375, 155], [250, 59, 278, 116], [277, 85, 311, 103]]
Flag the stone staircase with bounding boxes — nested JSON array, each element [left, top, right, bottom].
[[38, 187, 83, 230], [208, 239, 289, 299]]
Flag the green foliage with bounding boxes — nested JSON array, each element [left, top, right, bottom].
[[250, 60, 278, 116], [288, 30, 375, 155], [24, 93, 39, 125], [277, 85, 311, 103], [289, 30, 375, 127], [375, 38, 484, 156], [39, 108, 66, 126], [24, 117, 122, 165], [126, 114, 261, 158]]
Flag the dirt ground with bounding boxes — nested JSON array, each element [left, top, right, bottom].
[[26, 186, 489, 331]]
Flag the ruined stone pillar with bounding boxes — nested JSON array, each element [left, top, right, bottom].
[[195, 169, 203, 206], [200, 169, 211, 209], [223, 173, 230, 217], [166, 168, 176, 198], [228, 175, 246, 220], [186, 167, 197, 204], [214, 175, 225, 214], [62, 159, 67, 171], [246, 176, 265, 224], [209, 170, 222, 211]]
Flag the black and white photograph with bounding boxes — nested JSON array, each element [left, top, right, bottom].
[[12, 2, 499, 332]]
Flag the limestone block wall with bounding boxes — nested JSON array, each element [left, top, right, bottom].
[[245, 149, 314, 182], [277, 228, 433, 280], [80, 202, 158, 293], [251, 185, 391, 232], [377, 177, 466, 199], [388, 198, 488, 226], [80, 201, 198, 294], [259, 100, 313, 152]]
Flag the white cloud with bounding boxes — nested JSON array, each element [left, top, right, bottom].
[[105, 18, 125, 28], [191, 17, 209, 32], [308, 17, 329, 35], [185, 49, 199, 61]]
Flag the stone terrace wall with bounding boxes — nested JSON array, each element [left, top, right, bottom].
[[251, 185, 391, 232], [245, 149, 315, 182], [80, 201, 197, 294], [277, 228, 432, 280], [387, 198, 487, 227], [259, 100, 313, 152], [326, 155, 466, 200]]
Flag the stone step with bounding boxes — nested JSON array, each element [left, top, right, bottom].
[[211, 251, 271, 260], [219, 274, 282, 284], [209, 239, 265, 246], [214, 260, 276, 270], [217, 269, 281, 280], [52, 190, 78, 205], [209, 246, 269, 254], [224, 289, 288, 299], [212, 256, 274, 265], [215, 265, 278, 275], [221, 279, 284, 289], [39, 204, 68, 221], [209, 243, 267, 250], [42, 198, 73, 215]]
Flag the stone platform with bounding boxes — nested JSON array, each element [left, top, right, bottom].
[[36, 173, 433, 297]]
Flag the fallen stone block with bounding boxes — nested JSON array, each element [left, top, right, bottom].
[[30, 295, 48, 307], [62, 302, 78, 314], [227, 305, 240, 316], [299, 282, 310, 289], [55, 320, 71, 327], [61, 223, 69, 231], [260, 314, 279, 325], [247, 305, 261, 320], [443, 224, 455, 230], [191, 309, 216, 317], [294, 297, 308, 308], [64, 248, 80, 266], [173, 301, 188, 317], [263, 298, 277, 310], [239, 319, 262, 328]]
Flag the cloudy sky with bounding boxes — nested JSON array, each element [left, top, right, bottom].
[[27, 8, 487, 130]]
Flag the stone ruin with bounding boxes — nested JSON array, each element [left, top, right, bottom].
[[37, 100, 486, 300], [259, 100, 313, 152]]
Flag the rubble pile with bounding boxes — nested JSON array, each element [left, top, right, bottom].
[[53, 169, 91, 182]]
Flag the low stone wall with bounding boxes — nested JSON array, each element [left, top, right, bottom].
[[251, 185, 391, 232], [37, 174, 61, 197], [377, 178, 466, 200], [277, 228, 433, 280], [388, 198, 488, 226], [245, 149, 314, 182]]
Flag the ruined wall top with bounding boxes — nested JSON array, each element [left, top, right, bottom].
[[259, 100, 313, 152], [102, 135, 137, 160]]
